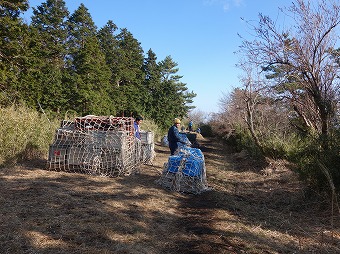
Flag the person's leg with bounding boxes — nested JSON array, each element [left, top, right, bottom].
[[169, 144, 177, 155]]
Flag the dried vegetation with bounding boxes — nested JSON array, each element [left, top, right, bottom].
[[0, 136, 339, 253]]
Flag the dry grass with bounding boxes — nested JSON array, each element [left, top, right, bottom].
[[0, 105, 59, 165], [0, 137, 339, 253]]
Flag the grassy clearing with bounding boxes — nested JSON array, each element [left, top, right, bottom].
[[0, 136, 339, 253]]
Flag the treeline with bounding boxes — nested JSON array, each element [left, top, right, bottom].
[[212, 0, 340, 195], [0, 0, 196, 130]]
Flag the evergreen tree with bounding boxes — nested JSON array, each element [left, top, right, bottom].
[[0, 0, 29, 106], [0, 1, 196, 126], [155, 56, 196, 128], [28, 0, 69, 113], [97, 20, 119, 114], [111, 28, 145, 116], [143, 49, 162, 119], [66, 4, 112, 115], [97, 20, 118, 85]]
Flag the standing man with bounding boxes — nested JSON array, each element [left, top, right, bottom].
[[134, 116, 143, 140], [168, 118, 186, 155]]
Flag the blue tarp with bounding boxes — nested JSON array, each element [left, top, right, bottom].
[[167, 147, 204, 177]]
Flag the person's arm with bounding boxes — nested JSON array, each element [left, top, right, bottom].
[[173, 127, 186, 144]]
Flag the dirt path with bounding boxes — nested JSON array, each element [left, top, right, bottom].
[[148, 137, 340, 253], [0, 137, 339, 253]]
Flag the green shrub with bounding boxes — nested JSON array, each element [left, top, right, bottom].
[[199, 124, 213, 137], [261, 133, 302, 159], [225, 127, 262, 156], [286, 134, 340, 193]]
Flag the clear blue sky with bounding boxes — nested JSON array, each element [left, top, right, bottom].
[[24, 0, 292, 114]]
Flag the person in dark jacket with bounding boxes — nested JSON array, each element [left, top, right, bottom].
[[167, 118, 186, 155], [188, 120, 193, 132]]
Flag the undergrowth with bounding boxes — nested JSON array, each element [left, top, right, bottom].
[[0, 105, 60, 166]]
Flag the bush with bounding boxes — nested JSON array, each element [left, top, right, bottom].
[[140, 118, 163, 142], [199, 124, 213, 137], [223, 127, 262, 157], [261, 133, 302, 159], [286, 134, 340, 193]]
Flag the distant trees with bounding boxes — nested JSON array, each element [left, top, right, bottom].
[[218, 0, 340, 191], [0, 0, 195, 129]]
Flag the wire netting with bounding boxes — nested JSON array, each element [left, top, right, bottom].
[[47, 115, 154, 177], [157, 146, 209, 194]]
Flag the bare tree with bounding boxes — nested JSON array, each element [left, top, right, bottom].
[[232, 60, 292, 157], [238, 0, 340, 150], [214, 89, 247, 139], [188, 109, 211, 125]]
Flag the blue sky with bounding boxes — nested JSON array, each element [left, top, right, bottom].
[[24, 0, 292, 114]]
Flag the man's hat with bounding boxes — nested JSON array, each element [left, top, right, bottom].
[[174, 118, 181, 124]]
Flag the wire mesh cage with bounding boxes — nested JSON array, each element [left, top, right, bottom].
[[47, 115, 151, 177], [157, 147, 209, 194]]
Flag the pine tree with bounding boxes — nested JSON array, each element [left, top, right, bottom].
[[97, 20, 119, 114], [66, 4, 112, 115], [111, 28, 145, 116], [155, 56, 196, 128], [0, 0, 29, 106], [97, 20, 118, 85], [28, 0, 69, 113], [143, 49, 162, 119]]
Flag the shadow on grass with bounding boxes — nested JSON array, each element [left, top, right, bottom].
[[0, 138, 339, 254]]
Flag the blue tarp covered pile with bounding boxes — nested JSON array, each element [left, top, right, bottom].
[[157, 147, 209, 194]]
